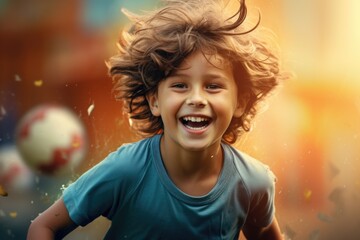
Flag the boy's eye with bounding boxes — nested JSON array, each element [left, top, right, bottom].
[[171, 83, 187, 89], [206, 84, 221, 90]]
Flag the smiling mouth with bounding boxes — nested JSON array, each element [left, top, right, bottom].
[[180, 116, 211, 130]]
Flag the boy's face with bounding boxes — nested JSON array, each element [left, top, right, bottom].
[[147, 51, 244, 151]]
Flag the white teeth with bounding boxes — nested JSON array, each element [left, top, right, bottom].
[[182, 116, 208, 122], [185, 125, 207, 130]]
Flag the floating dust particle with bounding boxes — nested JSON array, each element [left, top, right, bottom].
[[0, 185, 8, 197], [9, 212, 17, 218], [329, 162, 340, 179], [328, 187, 346, 210], [34, 80, 43, 87], [0, 106, 6, 115], [87, 103, 95, 116], [0, 106, 6, 120], [304, 189, 312, 200], [41, 192, 51, 204], [317, 212, 333, 223], [14, 74, 22, 81]]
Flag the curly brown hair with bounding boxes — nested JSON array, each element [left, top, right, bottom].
[[108, 0, 287, 144]]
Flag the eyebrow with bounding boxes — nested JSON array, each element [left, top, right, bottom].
[[169, 72, 227, 79]]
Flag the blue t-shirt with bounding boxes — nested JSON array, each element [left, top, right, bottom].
[[63, 134, 276, 239]]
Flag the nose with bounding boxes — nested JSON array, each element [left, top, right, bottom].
[[185, 88, 207, 107]]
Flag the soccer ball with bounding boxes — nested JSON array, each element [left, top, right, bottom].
[[0, 145, 33, 192], [15, 104, 87, 175]]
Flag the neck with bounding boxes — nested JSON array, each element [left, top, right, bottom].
[[160, 135, 223, 181]]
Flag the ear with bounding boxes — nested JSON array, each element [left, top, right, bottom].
[[146, 92, 161, 117], [233, 94, 249, 118]]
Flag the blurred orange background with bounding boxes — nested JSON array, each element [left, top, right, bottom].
[[0, 0, 359, 239]]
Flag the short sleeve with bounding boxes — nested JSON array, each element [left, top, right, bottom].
[[228, 146, 278, 231], [63, 150, 126, 226], [62, 140, 151, 226], [246, 167, 276, 228]]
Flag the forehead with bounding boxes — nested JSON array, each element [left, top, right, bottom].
[[178, 51, 233, 73]]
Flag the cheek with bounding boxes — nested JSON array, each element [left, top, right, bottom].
[[158, 96, 181, 116], [214, 96, 239, 119], [215, 92, 238, 107]]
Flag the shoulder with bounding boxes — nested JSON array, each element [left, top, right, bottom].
[[70, 136, 158, 189], [62, 136, 159, 223], [224, 144, 276, 195], [96, 136, 157, 179]]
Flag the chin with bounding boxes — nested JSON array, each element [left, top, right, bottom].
[[178, 139, 219, 152]]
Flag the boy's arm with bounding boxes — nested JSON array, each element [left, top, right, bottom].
[[27, 198, 78, 240], [242, 217, 283, 240]]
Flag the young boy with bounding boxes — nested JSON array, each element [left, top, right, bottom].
[[28, 0, 286, 239]]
